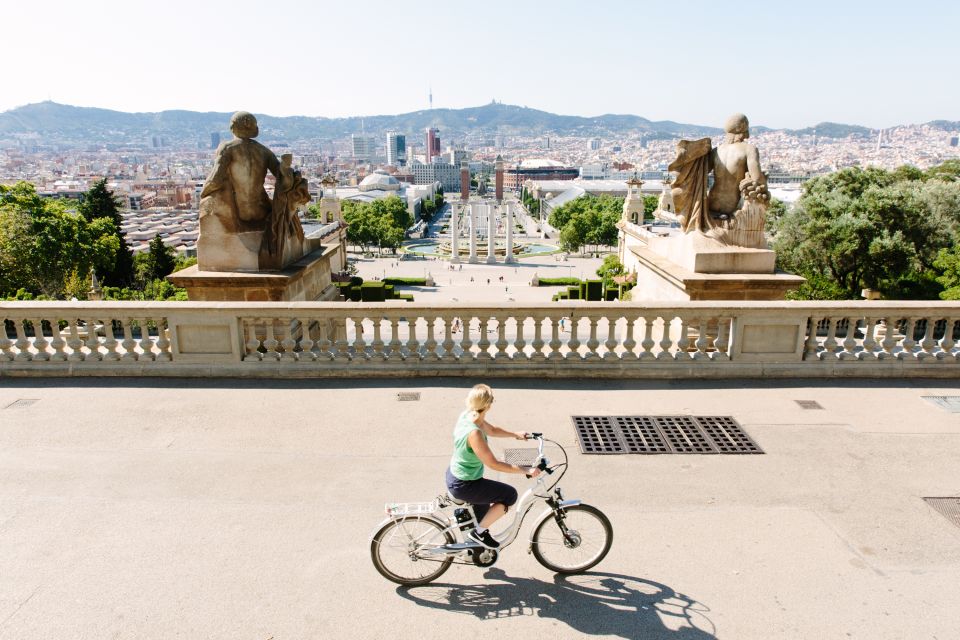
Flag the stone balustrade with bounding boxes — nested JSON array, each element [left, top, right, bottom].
[[3, 301, 960, 378]]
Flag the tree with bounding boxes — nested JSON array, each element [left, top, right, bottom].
[[0, 182, 119, 298], [772, 164, 960, 299], [78, 178, 134, 286], [643, 195, 659, 217], [549, 194, 624, 253], [135, 235, 177, 285], [596, 254, 625, 289]]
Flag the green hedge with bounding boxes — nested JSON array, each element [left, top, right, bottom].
[[585, 280, 603, 301], [360, 282, 386, 302], [604, 288, 618, 301], [397, 294, 415, 302], [348, 286, 361, 301], [384, 277, 427, 286], [567, 286, 580, 300], [537, 277, 581, 287]]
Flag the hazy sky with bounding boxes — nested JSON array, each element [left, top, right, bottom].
[[2, 0, 957, 129]]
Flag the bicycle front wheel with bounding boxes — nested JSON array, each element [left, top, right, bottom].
[[530, 504, 613, 574], [370, 516, 455, 586]]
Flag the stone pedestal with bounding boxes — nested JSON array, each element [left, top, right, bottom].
[[168, 245, 339, 302], [630, 232, 804, 301]]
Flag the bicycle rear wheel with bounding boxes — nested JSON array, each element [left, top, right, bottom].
[[370, 516, 455, 586], [530, 504, 612, 574]]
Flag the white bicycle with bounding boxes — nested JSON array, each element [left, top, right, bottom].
[[370, 434, 613, 586]]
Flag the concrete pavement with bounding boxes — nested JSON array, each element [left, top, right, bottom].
[[2, 377, 960, 638]]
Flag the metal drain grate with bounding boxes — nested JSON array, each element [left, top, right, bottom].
[[795, 400, 824, 410], [572, 415, 763, 455], [396, 392, 421, 401], [921, 396, 960, 412], [924, 497, 960, 529], [4, 399, 39, 409], [572, 416, 624, 454]]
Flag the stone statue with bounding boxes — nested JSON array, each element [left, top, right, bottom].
[[668, 113, 770, 248], [197, 111, 309, 271], [260, 154, 310, 270]]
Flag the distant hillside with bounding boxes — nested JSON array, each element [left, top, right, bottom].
[[0, 101, 721, 145], [786, 122, 875, 139]]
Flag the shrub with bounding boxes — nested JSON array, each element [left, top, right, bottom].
[[383, 277, 427, 286], [384, 284, 395, 299], [349, 276, 363, 286], [604, 288, 618, 301], [585, 280, 603, 301], [537, 277, 581, 287], [567, 286, 580, 300], [348, 286, 361, 301], [397, 294, 415, 302], [360, 281, 386, 302]]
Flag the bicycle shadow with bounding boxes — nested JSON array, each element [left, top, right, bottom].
[[397, 568, 716, 639]]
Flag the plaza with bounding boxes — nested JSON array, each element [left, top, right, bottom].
[[2, 377, 959, 639]]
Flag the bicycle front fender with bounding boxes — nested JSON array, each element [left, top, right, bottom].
[[527, 499, 582, 542]]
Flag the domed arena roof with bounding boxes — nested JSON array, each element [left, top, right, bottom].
[[358, 170, 401, 192]]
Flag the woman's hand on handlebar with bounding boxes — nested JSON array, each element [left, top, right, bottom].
[[513, 431, 528, 441], [524, 466, 542, 478]]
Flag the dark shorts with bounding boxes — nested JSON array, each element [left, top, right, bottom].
[[445, 468, 518, 523]]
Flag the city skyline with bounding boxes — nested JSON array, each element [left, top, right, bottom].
[[1, 0, 958, 129]]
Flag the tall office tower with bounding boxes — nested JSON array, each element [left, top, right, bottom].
[[588, 138, 601, 151], [426, 127, 441, 160], [386, 132, 406, 166], [351, 134, 376, 162], [951, 136, 959, 147], [210, 132, 221, 149]]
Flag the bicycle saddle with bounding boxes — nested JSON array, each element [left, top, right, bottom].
[[447, 494, 466, 506]]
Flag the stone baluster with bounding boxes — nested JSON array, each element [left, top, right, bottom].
[[602, 316, 619, 361], [918, 317, 938, 360], [460, 316, 473, 360], [0, 319, 13, 362], [621, 314, 637, 360], [440, 315, 456, 360], [583, 315, 600, 360], [938, 319, 958, 361], [858, 317, 878, 360], [369, 317, 386, 361], [837, 317, 858, 360], [84, 317, 103, 361], [101, 318, 120, 361], [30, 318, 51, 361], [476, 315, 492, 360], [676, 316, 692, 359], [512, 314, 527, 360], [48, 318, 68, 362], [528, 314, 546, 360], [656, 316, 674, 360], [713, 317, 731, 360], [299, 319, 316, 361], [899, 317, 917, 359], [567, 316, 581, 360], [878, 316, 898, 360], [317, 319, 335, 361], [153, 318, 172, 361], [244, 318, 263, 361], [66, 318, 85, 362], [262, 322, 280, 361], [819, 317, 838, 360], [353, 317, 369, 360], [334, 317, 352, 361], [423, 316, 439, 361], [546, 315, 562, 360], [405, 316, 421, 359], [387, 317, 403, 360], [803, 316, 820, 360], [280, 320, 298, 361], [693, 317, 710, 360], [639, 317, 656, 359], [495, 316, 509, 359], [119, 318, 138, 361], [13, 319, 32, 362]]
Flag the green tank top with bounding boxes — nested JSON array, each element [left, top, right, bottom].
[[450, 410, 486, 481]]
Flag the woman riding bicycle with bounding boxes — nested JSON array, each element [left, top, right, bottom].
[[445, 384, 541, 549]]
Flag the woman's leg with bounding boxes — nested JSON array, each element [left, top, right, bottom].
[[479, 503, 507, 529]]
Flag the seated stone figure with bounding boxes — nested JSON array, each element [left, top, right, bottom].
[[668, 113, 770, 248], [197, 111, 309, 271]]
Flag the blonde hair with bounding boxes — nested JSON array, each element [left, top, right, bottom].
[[465, 384, 494, 421]]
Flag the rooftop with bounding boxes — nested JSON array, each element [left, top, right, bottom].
[[2, 376, 959, 638]]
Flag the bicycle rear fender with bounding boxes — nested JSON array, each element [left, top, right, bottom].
[[369, 514, 451, 543]]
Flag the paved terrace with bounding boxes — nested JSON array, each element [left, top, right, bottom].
[[2, 377, 959, 639]]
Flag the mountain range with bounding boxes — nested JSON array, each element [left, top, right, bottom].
[[0, 101, 957, 147]]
